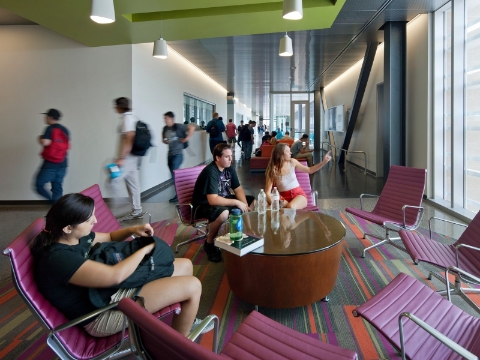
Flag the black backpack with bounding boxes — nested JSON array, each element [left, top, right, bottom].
[[208, 119, 221, 138], [131, 120, 152, 156], [240, 124, 251, 141]]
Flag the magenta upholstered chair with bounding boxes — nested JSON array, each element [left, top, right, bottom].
[[295, 160, 319, 211], [399, 211, 480, 313], [3, 186, 181, 359], [118, 298, 358, 360], [353, 273, 480, 360], [345, 165, 427, 258], [173, 165, 208, 252]]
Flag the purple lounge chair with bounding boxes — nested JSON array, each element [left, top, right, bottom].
[[119, 297, 358, 359], [353, 273, 480, 360], [295, 160, 320, 211], [3, 184, 181, 359], [399, 211, 480, 313], [173, 165, 208, 252], [345, 165, 427, 257]]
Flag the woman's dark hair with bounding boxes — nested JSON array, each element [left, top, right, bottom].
[[31, 193, 95, 254]]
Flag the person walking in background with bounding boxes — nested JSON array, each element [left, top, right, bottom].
[[112, 97, 143, 220], [237, 120, 245, 153], [162, 111, 195, 203], [35, 108, 70, 203], [206, 112, 225, 153], [239, 120, 256, 160], [291, 133, 314, 167], [225, 119, 237, 150]]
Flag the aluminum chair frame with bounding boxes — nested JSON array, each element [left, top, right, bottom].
[[174, 202, 209, 253], [358, 194, 424, 258]]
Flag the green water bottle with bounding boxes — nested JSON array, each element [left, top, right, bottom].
[[229, 208, 243, 241]]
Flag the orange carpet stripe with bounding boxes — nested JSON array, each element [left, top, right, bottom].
[[0, 303, 26, 323], [340, 212, 384, 261], [0, 288, 17, 306], [198, 264, 210, 282], [345, 305, 379, 359], [405, 260, 437, 290], [342, 247, 371, 299], [184, 243, 200, 260], [199, 274, 231, 349], [26, 342, 47, 360], [0, 320, 38, 358], [306, 304, 317, 334]]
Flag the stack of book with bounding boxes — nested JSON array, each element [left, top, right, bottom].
[[214, 234, 264, 256]]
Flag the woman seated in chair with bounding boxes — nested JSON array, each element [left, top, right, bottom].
[[265, 144, 332, 209], [31, 193, 206, 338]]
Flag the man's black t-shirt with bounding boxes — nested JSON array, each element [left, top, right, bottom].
[[34, 232, 105, 320], [192, 162, 240, 209]]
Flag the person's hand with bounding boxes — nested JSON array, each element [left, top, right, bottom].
[[235, 200, 249, 213], [134, 224, 154, 237], [323, 150, 332, 163], [179, 138, 186, 143], [115, 158, 125, 167]]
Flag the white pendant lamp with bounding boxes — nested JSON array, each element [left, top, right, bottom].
[[283, 0, 303, 20], [153, 38, 168, 59], [279, 33, 293, 56], [90, 0, 115, 24]]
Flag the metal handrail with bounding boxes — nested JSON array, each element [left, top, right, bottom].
[[321, 142, 367, 174]]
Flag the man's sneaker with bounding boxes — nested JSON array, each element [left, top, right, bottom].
[[203, 241, 222, 262], [169, 195, 178, 203], [190, 317, 215, 334], [117, 209, 144, 221]]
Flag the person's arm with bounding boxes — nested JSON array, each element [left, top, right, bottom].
[[232, 186, 252, 211], [93, 224, 154, 244], [299, 143, 314, 154], [116, 131, 135, 166], [68, 242, 155, 288], [180, 124, 195, 143], [292, 151, 332, 174], [39, 137, 52, 146], [265, 174, 274, 204]]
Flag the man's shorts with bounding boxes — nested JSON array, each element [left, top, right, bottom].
[[227, 136, 236, 144], [279, 186, 307, 202], [194, 195, 256, 222]]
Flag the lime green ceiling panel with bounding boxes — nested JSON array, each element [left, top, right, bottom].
[[0, 0, 344, 46]]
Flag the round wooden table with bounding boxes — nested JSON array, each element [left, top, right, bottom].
[[220, 209, 346, 308]]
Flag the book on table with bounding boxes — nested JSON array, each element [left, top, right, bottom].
[[214, 234, 264, 256]]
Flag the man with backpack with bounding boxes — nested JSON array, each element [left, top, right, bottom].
[[162, 111, 195, 203], [206, 112, 225, 154], [35, 108, 70, 203], [239, 120, 256, 160], [113, 97, 144, 220]]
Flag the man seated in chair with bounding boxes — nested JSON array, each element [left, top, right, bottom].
[[192, 143, 255, 262]]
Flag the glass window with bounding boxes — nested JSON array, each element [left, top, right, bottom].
[[184, 93, 215, 128], [443, 7, 452, 202]]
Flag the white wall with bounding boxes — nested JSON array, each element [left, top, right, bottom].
[[323, 15, 429, 179], [131, 43, 227, 191], [0, 25, 132, 200], [0, 25, 226, 200]]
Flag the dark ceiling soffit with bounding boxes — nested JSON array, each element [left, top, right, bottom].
[[309, 0, 396, 90], [124, 0, 336, 22]]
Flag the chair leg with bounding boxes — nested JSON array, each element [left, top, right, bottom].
[[175, 228, 207, 253], [361, 229, 408, 258], [361, 239, 388, 258]]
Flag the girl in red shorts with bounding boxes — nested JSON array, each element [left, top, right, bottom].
[[265, 143, 332, 209]]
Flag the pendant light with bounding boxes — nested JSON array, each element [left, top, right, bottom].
[[279, 33, 293, 57], [153, 38, 168, 59], [90, 0, 115, 24], [283, 0, 303, 20]]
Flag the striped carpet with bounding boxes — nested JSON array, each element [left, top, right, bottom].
[[1, 210, 478, 359]]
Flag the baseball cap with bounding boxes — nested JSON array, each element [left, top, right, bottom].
[[41, 109, 61, 120]]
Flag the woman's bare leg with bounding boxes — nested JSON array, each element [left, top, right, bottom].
[[137, 275, 201, 336], [172, 258, 193, 277], [285, 195, 307, 209]]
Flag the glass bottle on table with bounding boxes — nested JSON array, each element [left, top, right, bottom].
[[271, 187, 280, 212], [257, 189, 267, 214]]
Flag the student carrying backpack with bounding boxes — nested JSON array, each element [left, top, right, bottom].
[[207, 113, 226, 154], [131, 120, 153, 156]]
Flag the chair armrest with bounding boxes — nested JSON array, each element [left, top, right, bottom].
[[51, 301, 121, 334], [428, 217, 467, 239], [401, 205, 424, 230], [445, 264, 480, 301], [312, 190, 318, 207], [187, 314, 219, 353], [359, 194, 379, 210], [398, 312, 477, 360], [175, 203, 193, 224]]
